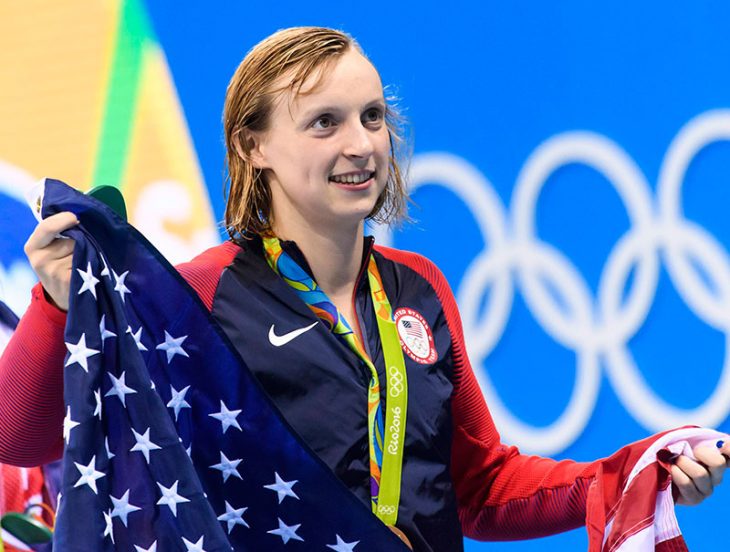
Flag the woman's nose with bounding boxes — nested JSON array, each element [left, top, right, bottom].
[[342, 122, 375, 159]]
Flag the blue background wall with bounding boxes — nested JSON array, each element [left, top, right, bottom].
[[3, 1, 730, 549]]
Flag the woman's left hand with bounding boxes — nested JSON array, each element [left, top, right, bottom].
[[672, 439, 730, 505]]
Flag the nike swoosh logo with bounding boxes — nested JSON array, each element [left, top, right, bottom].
[[268, 321, 319, 347]]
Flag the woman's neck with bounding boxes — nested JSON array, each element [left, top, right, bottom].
[[272, 219, 365, 300]]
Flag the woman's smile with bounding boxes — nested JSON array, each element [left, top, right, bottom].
[[329, 169, 377, 188]]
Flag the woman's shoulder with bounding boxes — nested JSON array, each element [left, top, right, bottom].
[[374, 243, 432, 264], [181, 241, 242, 268], [373, 244, 453, 295], [175, 241, 243, 311]]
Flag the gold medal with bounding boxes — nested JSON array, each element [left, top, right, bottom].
[[387, 525, 413, 550]]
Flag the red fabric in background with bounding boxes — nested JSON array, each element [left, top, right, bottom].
[[1, 463, 47, 551]]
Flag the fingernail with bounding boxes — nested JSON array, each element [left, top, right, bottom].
[[717, 440, 725, 449]]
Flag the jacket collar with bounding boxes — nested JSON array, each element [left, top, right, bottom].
[[253, 234, 376, 285]]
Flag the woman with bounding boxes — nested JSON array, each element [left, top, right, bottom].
[[2, 27, 729, 551]]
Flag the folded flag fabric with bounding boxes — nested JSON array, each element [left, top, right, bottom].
[[40, 179, 407, 551], [587, 426, 726, 552]]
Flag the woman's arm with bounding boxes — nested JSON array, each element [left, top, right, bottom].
[[0, 212, 78, 466], [0, 229, 241, 467], [437, 260, 729, 540], [382, 248, 603, 537], [0, 284, 67, 466]]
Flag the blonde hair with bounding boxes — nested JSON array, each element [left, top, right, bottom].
[[223, 26, 408, 239]]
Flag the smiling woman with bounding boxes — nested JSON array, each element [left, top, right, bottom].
[[223, 27, 407, 240], [1, 25, 729, 552]]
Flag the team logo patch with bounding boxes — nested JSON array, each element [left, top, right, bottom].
[[394, 308, 437, 364]]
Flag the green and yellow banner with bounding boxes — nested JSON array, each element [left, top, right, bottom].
[[0, 0, 218, 263]]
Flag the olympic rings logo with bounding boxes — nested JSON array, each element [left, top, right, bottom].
[[377, 504, 397, 515], [388, 366, 405, 397], [374, 109, 730, 455]]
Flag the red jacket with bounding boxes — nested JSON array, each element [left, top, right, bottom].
[[0, 239, 659, 550]]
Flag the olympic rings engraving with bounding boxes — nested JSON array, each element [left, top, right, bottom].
[[373, 109, 730, 454], [377, 504, 396, 515], [388, 366, 404, 397]]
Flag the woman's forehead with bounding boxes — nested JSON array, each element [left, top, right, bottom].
[[277, 51, 384, 114]]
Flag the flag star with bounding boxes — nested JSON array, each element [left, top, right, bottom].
[[73, 455, 105, 494], [130, 427, 162, 463], [327, 535, 360, 551], [99, 314, 116, 351], [217, 501, 249, 534], [186, 444, 192, 458], [63, 406, 80, 445], [112, 269, 131, 302], [103, 509, 114, 543], [267, 518, 304, 544], [156, 331, 189, 364], [209, 400, 242, 434], [264, 472, 299, 504], [65, 333, 100, 373], [110, 489, 141, 527], [93, 388, 102, 420], [76, 262, 100, 299], [182, 536, 207, 552], [127, 325, 148, 351], [105, 371, 137, 407], [105, 436, 115, 460], [134, 542, 157, 552], [167, 385, 191, 421], [210, 452, 243, 483], [156, 480, 190, 517]]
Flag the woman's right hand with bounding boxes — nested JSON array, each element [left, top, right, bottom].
[[23, 212, 79, 311]]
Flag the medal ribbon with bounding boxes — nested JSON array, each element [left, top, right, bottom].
[[262, 236, 408, 525]]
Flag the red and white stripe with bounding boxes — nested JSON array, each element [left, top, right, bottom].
[[589, 427, 725, 552]]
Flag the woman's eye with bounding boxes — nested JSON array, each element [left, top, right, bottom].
[[363, 108, 383, 124], [312, 116, 334, 130]]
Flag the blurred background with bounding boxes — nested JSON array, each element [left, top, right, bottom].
[[1, 0, 730, 549]]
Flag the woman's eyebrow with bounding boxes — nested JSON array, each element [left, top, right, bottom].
[[298, 98, 386, 121], [298, 105, 343, 121], [362, 99, 387, 111]]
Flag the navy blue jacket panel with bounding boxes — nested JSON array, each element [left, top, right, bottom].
[[211, 235, 462, 552]]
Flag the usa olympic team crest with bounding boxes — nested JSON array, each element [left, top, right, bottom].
[[394, 307, 437, 364]]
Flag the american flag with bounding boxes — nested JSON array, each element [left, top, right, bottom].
[[400, 320, 424, 339], [587, 427, 725, 552], [42, 179, 407, 551]]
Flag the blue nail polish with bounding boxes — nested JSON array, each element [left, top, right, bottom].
[[717, 440, 725, 449]]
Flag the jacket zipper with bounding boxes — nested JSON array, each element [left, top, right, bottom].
[[350, 239, 374, 353]]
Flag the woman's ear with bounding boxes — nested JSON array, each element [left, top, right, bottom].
[[233, 129, 268, 169]]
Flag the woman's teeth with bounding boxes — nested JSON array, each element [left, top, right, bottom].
[[330, 172, 372, 184]]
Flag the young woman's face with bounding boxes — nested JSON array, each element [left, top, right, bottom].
[[250, 49, 390, 236]]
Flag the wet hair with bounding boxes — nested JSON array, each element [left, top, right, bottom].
[[222, 26, 408, 239]]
